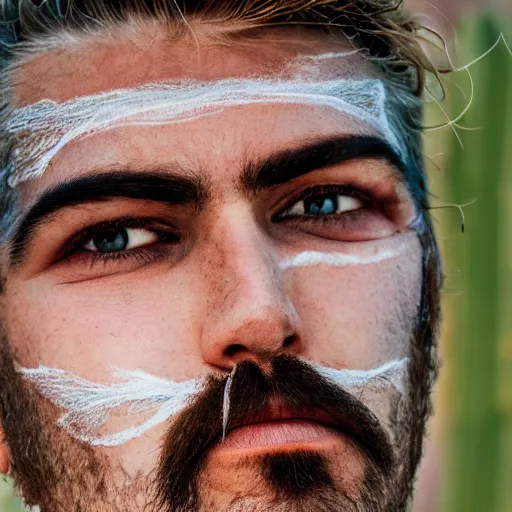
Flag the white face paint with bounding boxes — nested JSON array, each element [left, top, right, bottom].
[[15, 230, 416, 448], [9, 50, 416, 455], [22, 503, 41, 512], [16, 357, 408, 448], [16, 363, 202, 447], [279, 232, 413, 270], [5, 51, 407, 188]]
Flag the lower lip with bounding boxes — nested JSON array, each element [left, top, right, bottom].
[[220, 420, 342, 450]]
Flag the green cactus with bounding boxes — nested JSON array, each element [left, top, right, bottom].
[[441, 12, 512, 512]]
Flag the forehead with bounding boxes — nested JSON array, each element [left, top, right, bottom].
[[6, 21, 411, 218], [12, 23, 373, 107]]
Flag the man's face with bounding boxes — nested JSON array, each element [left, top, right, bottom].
[[0, 24, 429, 511]]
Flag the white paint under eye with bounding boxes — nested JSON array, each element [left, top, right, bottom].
[[17, 357, 408, 448], [279, 233, 410, 270]]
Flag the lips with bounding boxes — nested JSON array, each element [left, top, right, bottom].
[[229, 399, 338, 431], [219, 398, 349, 450], [157, 357, 396, 510]]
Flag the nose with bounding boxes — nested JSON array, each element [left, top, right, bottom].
[[199, 208, 302, 372]]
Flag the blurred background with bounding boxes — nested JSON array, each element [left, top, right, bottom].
[[406, 1, 511, 511], [1, 1, 511, 510]]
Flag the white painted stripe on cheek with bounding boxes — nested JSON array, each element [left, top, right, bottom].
[[16, 357, 408, 448], [16, 364, 203, 447], [314, 358, 409, 394], [279, 238, 408, 270]]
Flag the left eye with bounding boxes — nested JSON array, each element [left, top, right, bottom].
[[280, 193, 364, 218], [83, 227, 158, 253]]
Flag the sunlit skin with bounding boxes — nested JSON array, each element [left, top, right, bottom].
[[1, 21, 422, 509]]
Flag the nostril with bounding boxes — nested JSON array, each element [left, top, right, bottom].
[[282, 335, 297, 350], [223, 343, 248, 358]]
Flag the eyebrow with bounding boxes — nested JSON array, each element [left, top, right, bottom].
[[10, 172, 208, 265], [240, 134, 405, 192], [9, 134, 405, 267]]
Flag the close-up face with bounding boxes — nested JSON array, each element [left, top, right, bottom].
[[0, 16, 440, 512]]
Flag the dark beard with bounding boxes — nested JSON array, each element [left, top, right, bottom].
[[0, 348, 414, 512], [0, 338, 135, 511], [155, 354, 397, 512], [0, 220, 441, 512]]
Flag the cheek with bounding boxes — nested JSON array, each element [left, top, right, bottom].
[[4, 272, 204, 381], [4, 270, 209, 477], [285, 234, 423, 369]]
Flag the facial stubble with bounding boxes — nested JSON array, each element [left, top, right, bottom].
[[1, 344, 412, 512], [0, 222, 441, 512], [156, 355, 397, 512]]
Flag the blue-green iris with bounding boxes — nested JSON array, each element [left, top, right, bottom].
[[304, 195, 337, 216], [92, 228, 129, 252]]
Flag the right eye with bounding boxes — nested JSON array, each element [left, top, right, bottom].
[[52, 217, 184, 281]]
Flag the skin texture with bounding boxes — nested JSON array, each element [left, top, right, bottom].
[[0, 21, 425, 511]]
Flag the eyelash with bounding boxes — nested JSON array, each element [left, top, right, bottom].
[[82, 246, 165, 268], [60, 217, 179, 263]]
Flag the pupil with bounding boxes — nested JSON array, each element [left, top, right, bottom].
[[92, 228, 129, 252], [304, 195, 337, 216]]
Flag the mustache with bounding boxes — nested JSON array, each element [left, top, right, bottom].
[[156, 355, 395, 511], [16, 357, 407, 448]]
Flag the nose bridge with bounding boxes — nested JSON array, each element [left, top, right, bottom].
[[200, 204, 301, 370], [208, 205, 286, 316]]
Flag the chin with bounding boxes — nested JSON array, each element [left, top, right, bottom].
[[196, 436, 374, 512]]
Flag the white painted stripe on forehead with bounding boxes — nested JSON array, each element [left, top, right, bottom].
[[5, 77, 404, 188], [17, 357, 408, 447]]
